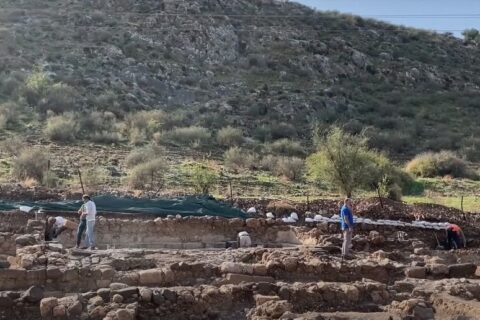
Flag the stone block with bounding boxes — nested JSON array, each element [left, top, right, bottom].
[[40, 297, 58, 318], [223, 273, 275, 285], [113, 287, 139, 300], [254, 294, 280, 306], [449, 263, 477, 278], [47, 267, 63, 279], [405, 267, 426, 279], [138, 269, 164, 286], [428, 264, 449, 276]]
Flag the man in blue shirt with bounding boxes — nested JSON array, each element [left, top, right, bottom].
[[340, 198, 354, 258]]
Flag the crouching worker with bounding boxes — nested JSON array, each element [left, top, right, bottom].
[[45, 217, 77, 241], [237, 231, 252, 248], [446, 223, 466, 249]]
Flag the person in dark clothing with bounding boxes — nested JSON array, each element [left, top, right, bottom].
[[76, 203, 87, 248], [446, 223, 466, 249]]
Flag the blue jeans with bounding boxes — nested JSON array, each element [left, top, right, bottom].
[[86, 220, 96, 248]]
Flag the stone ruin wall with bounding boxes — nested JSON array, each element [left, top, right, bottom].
[[0, 211, 31, 233], [53, 215, 445, 249], [0, 232, 16, 256], [0, 210, 448, 250]]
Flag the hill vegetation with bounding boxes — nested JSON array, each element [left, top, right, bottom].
[[0, 0, 480, 205]]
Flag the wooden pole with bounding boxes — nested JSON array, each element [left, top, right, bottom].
[[77, 168, 85, 195], [461, 196, 467, 221], [377, 187, 384, 209], [229, 178, 233, 205]]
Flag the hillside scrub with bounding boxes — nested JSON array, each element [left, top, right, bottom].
[[186, 162, 219, 195], [123, 110, 166, 145], [307, 127, 409, 198], [125, 145, 165, 168], [160, 126, 211, 147], [273, 156, 304, 181], [406, 151, 477, 179], [127, 159, 168, 191], [12, 149, 49, 181], [267, 139, 305, 157], [224, 147, 256, 172], [0, 102, 21, 130], [217, 126, 244, 147], [44, 114, 78, 142]]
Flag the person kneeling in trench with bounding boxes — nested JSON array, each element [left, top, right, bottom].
[[446, 223, 466, 250], [45, 216, 77, 241], [340, 198, 354, 259]]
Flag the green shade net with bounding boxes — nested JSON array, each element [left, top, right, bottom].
[[0, 195, 246, 218]]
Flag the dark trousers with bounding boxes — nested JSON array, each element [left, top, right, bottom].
[[447, 229, 462, 249], [77, 219, 87, 247]]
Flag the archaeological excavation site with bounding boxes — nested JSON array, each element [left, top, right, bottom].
[[0, 196, 479, 320]]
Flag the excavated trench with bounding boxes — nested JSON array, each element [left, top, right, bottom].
[[1, 210, 480, 320]]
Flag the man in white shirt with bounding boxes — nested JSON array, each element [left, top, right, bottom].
[[82, 195, 97, 250]]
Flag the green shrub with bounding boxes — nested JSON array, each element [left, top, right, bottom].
[[44, 114, 78, 142], [273, 157, 304, 181], [125, 145, 164, 168], [161, 126, 211, 147], [253, 125, 273, 142], [187, 162, 218, 194], [0, 102, 21, 130], [217, 126, 244, 147], [0, 74, 22, 98], [128, 159, 168, 191], [93, 90, 120, 113], [12, 148, 49, 181], [123, 110, 166, 145], [23, 70, 51, 106], [42, 83, 78, 113], [76, 111, 121, 144], [401, 178, 425, 196], [0, 137, 25, 156], [307, 127, 404, 197], [224, 147, 255, 172], [267, 139, 305, 157], [259, 154, 279, 171], [88, 131, 122, 144], [270, 122, 297, 140], [406, 151, 475, 179]]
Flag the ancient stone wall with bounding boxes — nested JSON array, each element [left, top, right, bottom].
[[0, 232, 16, 256], [0, 211, 32, 233], [51, 215, 444, 249]]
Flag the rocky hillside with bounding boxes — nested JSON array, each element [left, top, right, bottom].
[[1, 0, 480, 158]]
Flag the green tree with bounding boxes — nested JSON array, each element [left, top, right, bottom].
[[307, 127, 404, 197], [188, 162, 218, 195]]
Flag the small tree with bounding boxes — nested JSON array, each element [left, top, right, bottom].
[[307, 127, 401, 197], [188, 162, 218, 195]]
